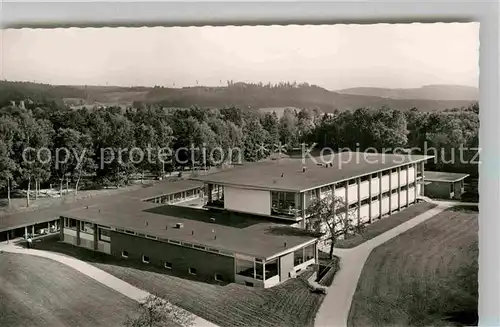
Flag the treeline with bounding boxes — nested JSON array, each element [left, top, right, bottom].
[[0, 99, 479, 206]]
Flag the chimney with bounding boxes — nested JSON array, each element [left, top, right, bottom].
[[191, 230, 194, 235], [284, 241, 287, 248], [214, 235, 217, 240], [145, 221, 148, 226], [302, 167, 306, 173], [210, 218, 216, 223], [175, 223, 184, 229], [281, 173, 284, 178], [165, 225, 168, 230]]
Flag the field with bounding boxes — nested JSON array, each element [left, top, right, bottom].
[[335, 202, 438, 248], [348, 206, 478, 326], [35, 239, 325, 327], [0, 252, 138, 327]]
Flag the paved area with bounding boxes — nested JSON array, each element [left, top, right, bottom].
[[0, 242, 218, 327], [314, 200, 473, 327]]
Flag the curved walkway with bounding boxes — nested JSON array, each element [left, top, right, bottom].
[[314, 200, 474, 327], [0, 242, 218, 327]]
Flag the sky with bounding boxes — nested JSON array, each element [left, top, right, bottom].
[[1, 23, 479, 90]]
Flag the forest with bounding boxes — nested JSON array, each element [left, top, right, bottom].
[[0, 97, 479, 206]]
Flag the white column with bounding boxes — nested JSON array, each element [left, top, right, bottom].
[[345, 181, 349, 219], [414, 163, 418, 202], [388, 171, 392, 214], [378, 172, 382, 219], [368, 174, 373, 223], [397, 167, 401, 211], [357, 178, 361, 225], [406, 165, 410, 206]]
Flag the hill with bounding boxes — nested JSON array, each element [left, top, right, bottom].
[[0, 81, 476, 112], [336, 84, 478, 101]]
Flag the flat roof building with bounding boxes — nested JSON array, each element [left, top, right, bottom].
[[192, 152, 434, 228], [424, 171, 470, 200]]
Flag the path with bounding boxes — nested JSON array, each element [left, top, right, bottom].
[[0, 242, 218, 327], [314, 200, 474, 327]]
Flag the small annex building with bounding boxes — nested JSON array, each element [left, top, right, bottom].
[[423, 171, 470, 200]]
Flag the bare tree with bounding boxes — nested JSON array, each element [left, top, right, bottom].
[[306, 194, 357, 259], [124, 294, 194, 327]]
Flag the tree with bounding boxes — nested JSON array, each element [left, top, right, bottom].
[[124, 294, 194, 327], [306, 194, 356, 259]]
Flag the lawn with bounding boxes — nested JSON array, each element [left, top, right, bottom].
[[348, 206, 478, 327], [35, 238, 325, 327], [335, 202, 438, 248], [0, 252, 138, 327]]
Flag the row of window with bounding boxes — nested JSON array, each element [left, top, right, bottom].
[[120, 251, 224, 281]]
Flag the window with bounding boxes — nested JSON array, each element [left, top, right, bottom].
[[65, 218, 78, 230], [145, 235, 157, 240], [164, 262, 172, 269], [450, 183, 454, 193], [214, 273, 224, 282], [122, 250, 129, 258], [265, 259, 279, 280], [80, 221, 94, 234], [391, 188, 398, 194], [255, 262, 264, 280], [348, 179, 356, 185], [361, 198, 370, 206], [372, 173, 378, 178], [271, 191, 298, 215], [142, 255, 150, 264], [188, 267, 197, 275], [137, 233, 146, 238], [294, 248, 304, 266], [360, 175, 369, 182], [125, 230, 135, 235], [304, 244, 315, 261], [98, 228, 111, 242], [193, 245, 205, 250], [236, 258, 254, 278]]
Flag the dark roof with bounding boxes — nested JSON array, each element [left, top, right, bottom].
[[424, 171, 470, 183], [62, 202, 319, 259], [0, 179, 203, 232], [122, 179, 203, 201], [193, 152, 433, 192]]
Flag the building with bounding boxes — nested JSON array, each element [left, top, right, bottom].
[[60, 201, 320, 288], [192, 152, 434, 230], [0, 179, 203, 242], [423, 171, 470, 200], [2, 152, 436, 289]]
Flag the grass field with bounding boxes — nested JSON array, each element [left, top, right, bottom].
[[0, 252, 138, 327], [335, 202, 438, 248], [35, 239, 324, 327], [348, 206, 478, 327]]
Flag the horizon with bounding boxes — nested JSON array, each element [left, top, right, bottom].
[[2, 23, 479, 90], [0, 79, 479, 92]]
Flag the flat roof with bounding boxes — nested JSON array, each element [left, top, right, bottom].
[[193, 152, 433, 192], [61, 202, 319, 260], [122, 179, 203, 201], [0, 179, 203, 233], [424, 171, 470, 183]]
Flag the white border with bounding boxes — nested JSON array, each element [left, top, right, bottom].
[[1, 1, 498, 325]]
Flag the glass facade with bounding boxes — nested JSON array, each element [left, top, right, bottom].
[[271, 191, 299, 217], [265, 259, 279, 280]]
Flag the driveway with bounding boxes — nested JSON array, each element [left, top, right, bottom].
[[314, 201, 457, 327]]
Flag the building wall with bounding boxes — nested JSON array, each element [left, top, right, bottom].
[[224, 186, 271, 216], [424, 181, 453, 199], [279, 252, 294, 282], [63, 228, 78, 245], [110, 231, 236, 283], [453, 180, 465, 200]]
